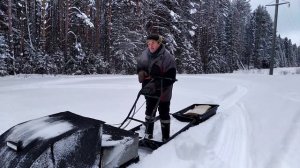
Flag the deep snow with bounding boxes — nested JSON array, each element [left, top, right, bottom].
[[0, 68, 300, 168]]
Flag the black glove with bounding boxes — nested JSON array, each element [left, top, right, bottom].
[[138, 70, 149, 83], [140, 82, 157, 96]]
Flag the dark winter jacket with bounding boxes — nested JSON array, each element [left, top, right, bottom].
[[137, 45, 176, 102]]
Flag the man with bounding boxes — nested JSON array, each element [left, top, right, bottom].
[[137, 34, 176, 142]]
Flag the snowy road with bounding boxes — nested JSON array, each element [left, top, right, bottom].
[[0, 70, 300, 168]]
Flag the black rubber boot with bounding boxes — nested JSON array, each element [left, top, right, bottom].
[[161, 121, 170, 142], [145, 118, 154, 139]]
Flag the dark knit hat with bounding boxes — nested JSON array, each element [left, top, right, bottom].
[[146, 34, 163, 44]]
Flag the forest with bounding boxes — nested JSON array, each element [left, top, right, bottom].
[[1, 0, 299, 76]]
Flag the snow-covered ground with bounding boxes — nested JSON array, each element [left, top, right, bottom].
[[1, 68, 300, 168]]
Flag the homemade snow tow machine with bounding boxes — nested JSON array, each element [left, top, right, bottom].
[[0, 78, 219, 168]]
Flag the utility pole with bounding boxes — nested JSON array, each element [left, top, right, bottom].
[[266, 0, 290, 75]]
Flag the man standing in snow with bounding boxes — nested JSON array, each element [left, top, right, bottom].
[[137, 34, 176, 142]]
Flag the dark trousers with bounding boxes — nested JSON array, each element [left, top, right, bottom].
[[145, 97, 170, 121], [144, 96, 171, 140]]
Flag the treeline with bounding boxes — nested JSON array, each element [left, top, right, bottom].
[[0, 0, 299, 76]]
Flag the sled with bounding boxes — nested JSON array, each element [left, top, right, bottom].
[[172, 104, 219, 124], [118, 78, 218, 151], [0, 112, 139, 168], [127, 104, 219, 150]]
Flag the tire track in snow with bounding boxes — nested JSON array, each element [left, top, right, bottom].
[[171, 85, 251, 168], [201, 85, 252, 168], [214, 103, 252, 168], [216, 85, 248, 112]]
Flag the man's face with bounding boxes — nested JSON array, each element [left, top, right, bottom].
[[147, 40, 160, 53]]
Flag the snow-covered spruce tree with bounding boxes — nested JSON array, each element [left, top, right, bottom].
[[251, 5, 273, 69], [297, 46, 300, 66], [1, 0, 17, 75], [33, 51, 49, 74], [110, 0, 144, 74], [49, 51, 64, 74], [188, 0, 207, 74], [63, 0, 94, 74], [81, 51, 97, 74], [245, 11, 256, 69], [225, 0, 251, 72], [0, 35, 10, 76], [291, 44, 298, 67], [94, 53, 109, 74], [207, 43, 225, 73], [162, 0, 200, 73], [195, 0, 226, 73], [214, 0, 231, 73], [276, 36, 286, 67], [283, 38, 294, 67]]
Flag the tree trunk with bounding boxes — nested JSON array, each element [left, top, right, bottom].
[[107, 0, 113, 73], [20, 4, 25, 61], [94, 0, 101, 53], [64, 0, 70, 69], [25, 0, 35, 51], [8, 0, 15, 75], [59, 0, 64, 47], [84, 4, 90, 48], [41, 0, 47, 51]]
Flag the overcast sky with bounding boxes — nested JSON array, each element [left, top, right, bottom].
[[249, 0, 300, 46]]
